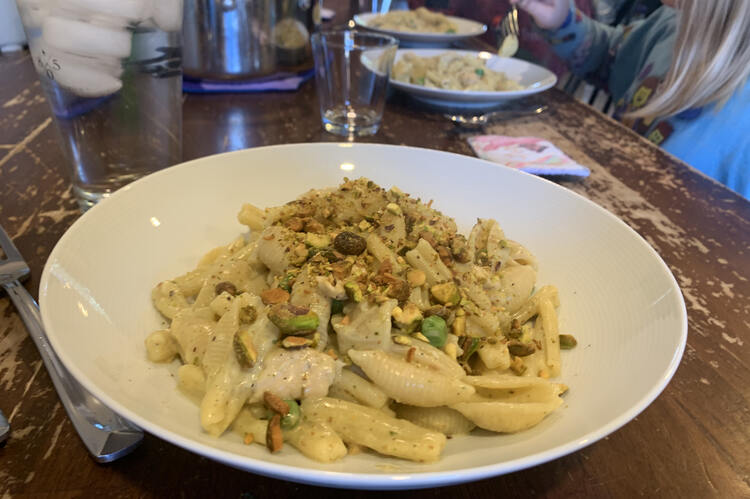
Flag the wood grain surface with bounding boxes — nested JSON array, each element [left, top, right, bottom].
[[1, 18, 748, 499]]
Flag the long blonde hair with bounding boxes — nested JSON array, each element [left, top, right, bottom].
[[629, 0, 750, 119]]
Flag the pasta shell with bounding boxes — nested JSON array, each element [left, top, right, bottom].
[[201, 301, 239, 375], [464, 374, 565, 402], [284, 420, 348, 463], [389, 340, 465, 379], [302, 397, 446, 463], [451, 398, 563, 433], [394, 405, 475, 435], [349, 350, 475, 407], [496, 264, 537, 314]]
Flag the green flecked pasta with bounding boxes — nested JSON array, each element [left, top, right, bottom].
[[302, 397, 446, 462], [331, 368, 389, 409], [404, 239, 452, 286], [394, 405, 475, 435], [151, 280, 190, 319]]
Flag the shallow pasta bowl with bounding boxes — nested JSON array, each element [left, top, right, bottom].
[[39, 143, 686, 489], [389, 49, 557, 110], [354, 12, 487, 46]]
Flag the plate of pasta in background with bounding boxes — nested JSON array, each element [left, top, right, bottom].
[[354, 8, 487, 46], [39, 143, 687, 489], [388, 49, 558, 110]]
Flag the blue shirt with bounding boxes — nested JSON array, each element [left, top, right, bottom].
[[546, 6, 750, 198]]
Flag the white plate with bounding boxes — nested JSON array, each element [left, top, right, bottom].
[[40, 143, 686, 490], [390, 49, 558, 110], [354, 12, 486, 46]]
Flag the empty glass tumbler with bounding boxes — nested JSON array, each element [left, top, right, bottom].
[[311, 30, 398, 137]]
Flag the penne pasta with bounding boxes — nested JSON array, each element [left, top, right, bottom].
[[539, 298, 562, 377], [331, 368, 390, 409]]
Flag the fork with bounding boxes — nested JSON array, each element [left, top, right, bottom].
[[0, 225, 143, 462], [444, 104, 548, 127], [497, 5, 520, 58]]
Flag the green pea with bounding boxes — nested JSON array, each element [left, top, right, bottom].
[[281, 400, 301, 429], [421, 315, 448, 348]]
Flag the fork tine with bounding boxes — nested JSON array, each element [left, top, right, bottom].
[[511, 6, 520, 35], [502, 14, 511, 37], [500, 6, 519, 38], [0, 225, 23, 262]]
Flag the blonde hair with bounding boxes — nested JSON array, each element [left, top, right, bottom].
[[629, 0, 750, 119]]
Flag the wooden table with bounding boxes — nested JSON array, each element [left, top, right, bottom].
[[1, 34, 749, 498]]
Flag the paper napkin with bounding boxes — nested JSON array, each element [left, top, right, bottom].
[[467, 135, 590, 177]]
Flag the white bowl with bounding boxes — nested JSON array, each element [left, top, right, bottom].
[[390, 49, 558, 110], [39, 143, 686, 490], [354, 12, 486, 46]]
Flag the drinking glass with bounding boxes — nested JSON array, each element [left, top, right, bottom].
[[311, 30, 398, 137], [15, 0, 183, 210]]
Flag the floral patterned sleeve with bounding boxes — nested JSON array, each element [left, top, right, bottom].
[[545, 4, 673, 99], [545, 6, 622, 76]]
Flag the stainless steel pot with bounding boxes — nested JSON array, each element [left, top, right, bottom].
[[183, 0, 321, 79]]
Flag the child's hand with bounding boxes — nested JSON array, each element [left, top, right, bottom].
[[511, 0, 571, 30]]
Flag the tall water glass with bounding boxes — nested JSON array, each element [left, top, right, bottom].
[[311, 30, 397, 137], [15, 0, 183, 210]]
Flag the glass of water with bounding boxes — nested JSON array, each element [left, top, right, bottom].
[[15, 0, 183, 210], [311, 30, 398, 137]]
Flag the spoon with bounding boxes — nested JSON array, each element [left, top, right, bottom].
[[445, 105, 547, 127]]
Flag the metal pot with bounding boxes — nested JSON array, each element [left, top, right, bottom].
[[182, 0, 321, 79]]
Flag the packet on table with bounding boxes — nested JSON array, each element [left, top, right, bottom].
[[468, 135, 590, 177]]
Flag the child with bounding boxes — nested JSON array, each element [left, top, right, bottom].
[[512, 0, 750, 198], [406, 0, 596, 76]]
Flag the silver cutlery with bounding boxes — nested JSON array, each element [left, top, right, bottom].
[[0, 225, 143, 462], [498, 5, 520, 57], [445, 104, 547, 127], [0, 409, 9, 444]]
